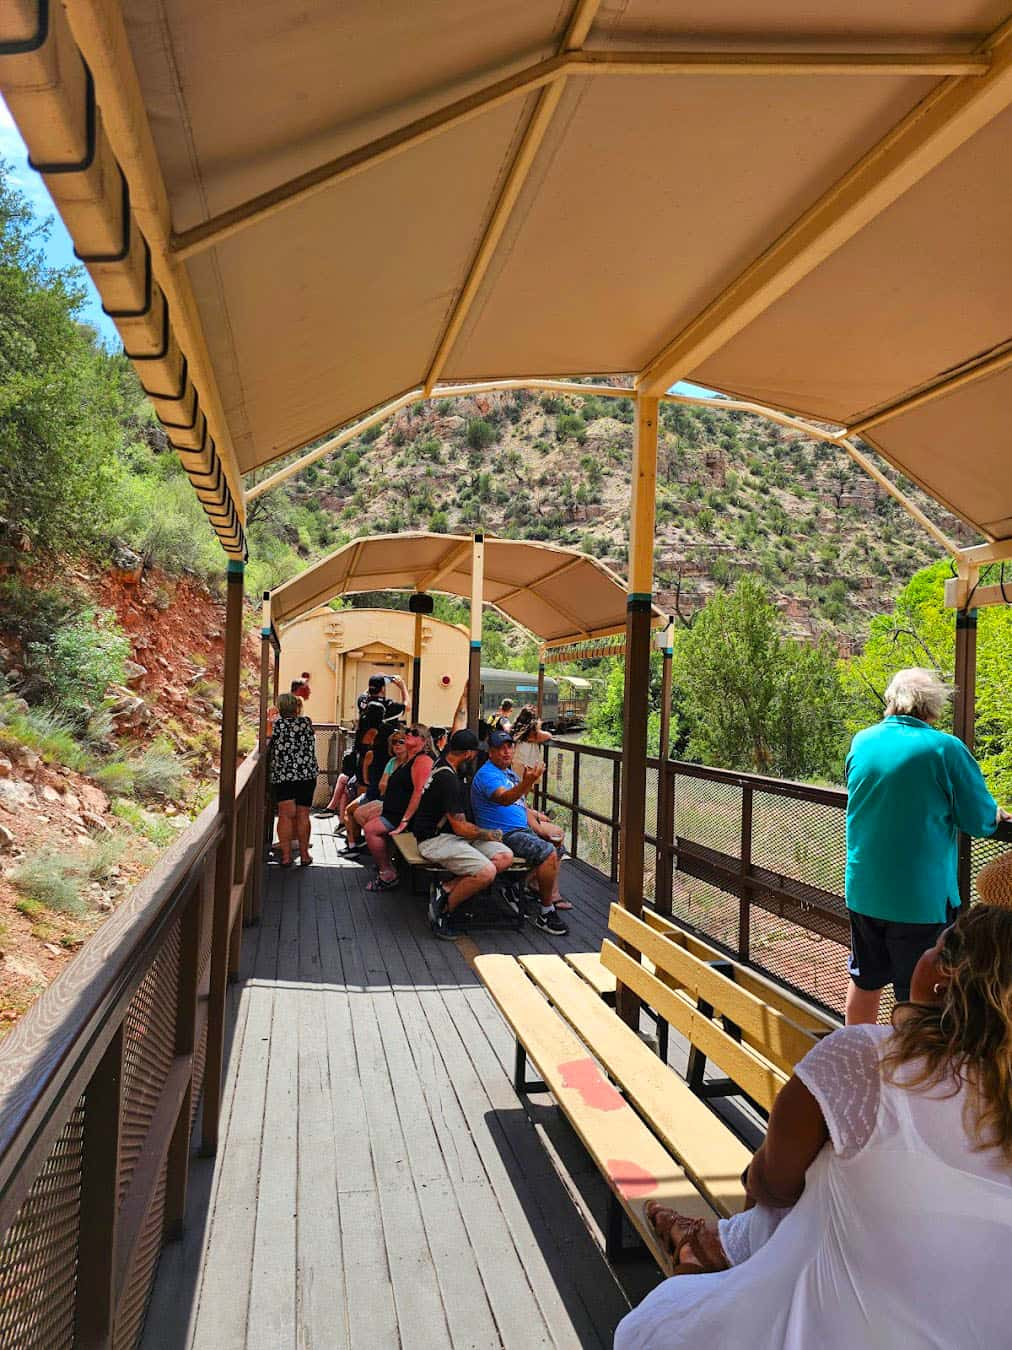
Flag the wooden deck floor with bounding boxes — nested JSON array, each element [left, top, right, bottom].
[[141, 821, 670, 1349]]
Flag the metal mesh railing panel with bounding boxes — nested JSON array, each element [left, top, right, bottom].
[[673, 776, 742, 860], [748, 910, 848, 1015], [113, 1158, 168, 1350], [118, 918, 181, 1206], [643, 764, 659, 901], [669, 874, 740, 951], [313, 728, 345, 806], [546, 749, 575, 850], [580, 755, 616, 819], [751, 792, 846, 900], [0, 1096, 85, 1350]]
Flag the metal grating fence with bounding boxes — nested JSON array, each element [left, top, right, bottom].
[[0, 749, 266, 1349], [119, 917, 182, 1206], [0, 1097, 85, 1350]]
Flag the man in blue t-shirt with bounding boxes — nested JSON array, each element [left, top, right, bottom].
[[471, 731, 567, 936]]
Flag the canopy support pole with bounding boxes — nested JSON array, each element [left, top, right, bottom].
[[253, 592, 273, 923], [468, 533, 484, 730], [954, 601, 979, 904], [655, 620, 675, 916], [616, 397, 659, 1028], [413, 609, 424, 721], [203, 560, 244, 1154]]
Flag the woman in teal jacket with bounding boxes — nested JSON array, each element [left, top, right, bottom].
[[845, 668, 1009, 1023]]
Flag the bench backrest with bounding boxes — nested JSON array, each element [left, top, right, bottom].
[[603, 905, 822, 1110], [640, 910, 836, 1036]]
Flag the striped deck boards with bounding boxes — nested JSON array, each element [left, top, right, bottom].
[[140, 820, 666, 1349]]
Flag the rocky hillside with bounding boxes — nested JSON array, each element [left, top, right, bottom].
[[261, 387, 970, 651], [0, 559, 260, 1026]]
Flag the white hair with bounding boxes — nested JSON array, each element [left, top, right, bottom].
[[883, 668, 951, 722]]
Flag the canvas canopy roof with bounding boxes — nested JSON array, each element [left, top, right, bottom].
[[268, 534, 659, 645], [2, 2, 1011, 552]]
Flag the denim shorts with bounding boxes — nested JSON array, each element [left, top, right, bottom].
[[502, 828, 555, 867]]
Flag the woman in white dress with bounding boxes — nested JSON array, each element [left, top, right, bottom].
[[615, 874, 1012, 1350]]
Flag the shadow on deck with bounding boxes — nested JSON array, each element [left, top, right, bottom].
[[141, 821, 664, 1349]]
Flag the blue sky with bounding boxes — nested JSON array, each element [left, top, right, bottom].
[[1, 94, 714, 396]]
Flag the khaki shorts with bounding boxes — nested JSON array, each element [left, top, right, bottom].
[[417, 834, 512, 876]]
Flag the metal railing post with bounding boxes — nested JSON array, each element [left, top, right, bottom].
[[570, 749, 581, 860], [610, 755, 621, 882], [739, 785, 753, 960], [74, 1026, 124, 1349]]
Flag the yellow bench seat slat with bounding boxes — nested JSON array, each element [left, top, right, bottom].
[[518, 954, 749, 1217], [564, 951, 617, 999], [474, 953, 715, 1273]]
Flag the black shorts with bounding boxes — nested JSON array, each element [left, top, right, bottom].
[[847, 904, 958, 1002], [272, 778, 316, 808]]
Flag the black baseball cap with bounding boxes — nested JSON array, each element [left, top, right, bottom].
[[448, 729, 480, 752], [488, 730, 515, 748]]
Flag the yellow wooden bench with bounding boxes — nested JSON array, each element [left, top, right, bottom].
[[475, 904, 836, 1269]]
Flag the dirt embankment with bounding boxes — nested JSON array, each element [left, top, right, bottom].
[[0, 561, 260, 1027]]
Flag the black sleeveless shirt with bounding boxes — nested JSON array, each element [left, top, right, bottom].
[[382, 753, 432, 827]]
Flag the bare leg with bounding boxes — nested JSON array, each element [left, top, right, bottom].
[[443, 864, 497, 912], [295, 806, 312, 864], [364, 817, 396, 880], [325, 772, 349, 811], [276, 800, 296, 863], [534, 849, 559, 906], [344, 797, 364, 845], [845, 980, 882, 1026]]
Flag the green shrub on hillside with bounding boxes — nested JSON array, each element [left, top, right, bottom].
[[466, 419, 496, 452], [11, 852, 87, 915], [29, 608, 128, 730]]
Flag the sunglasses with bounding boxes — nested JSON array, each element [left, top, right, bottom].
[[406, 727, 424, 737]]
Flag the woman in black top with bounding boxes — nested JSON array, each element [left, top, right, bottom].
[[362, 725, 435, 890], [268, 692, 319, 866]]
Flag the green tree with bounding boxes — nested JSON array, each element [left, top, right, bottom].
[[673, 577, 843, 779], [0, 160, 125, 552], [841, 559, 1012, 801]]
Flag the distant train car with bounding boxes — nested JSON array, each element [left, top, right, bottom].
[[556, 675, 592, 731], [480, 667, 558, 729]]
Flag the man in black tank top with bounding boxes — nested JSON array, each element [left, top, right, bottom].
[[412, 730, 515, 940]]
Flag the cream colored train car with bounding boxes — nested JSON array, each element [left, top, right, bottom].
[[277, 606, 468, 727]]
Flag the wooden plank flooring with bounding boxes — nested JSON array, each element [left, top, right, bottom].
[[141, 821, 666, 1349]]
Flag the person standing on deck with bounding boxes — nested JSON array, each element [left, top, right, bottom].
[[844, 667, 1010, 1024]]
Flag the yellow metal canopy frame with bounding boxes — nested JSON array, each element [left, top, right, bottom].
[[268, 532, 664, 646], [3, 0, 1012, 569]]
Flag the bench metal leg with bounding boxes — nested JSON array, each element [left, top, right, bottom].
[[605, 1192, 642, 1264], [513, 1040, 546, 1098]]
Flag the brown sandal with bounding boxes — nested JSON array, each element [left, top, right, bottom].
[[645, 1202, 729, 1276]]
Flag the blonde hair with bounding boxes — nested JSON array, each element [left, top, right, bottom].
[[278, 692, 300, 718], [884, 905, 1012, 1164], [883, 667, 951, 722]]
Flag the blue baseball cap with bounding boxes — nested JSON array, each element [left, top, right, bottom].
[[488, 730, 515, 748]]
